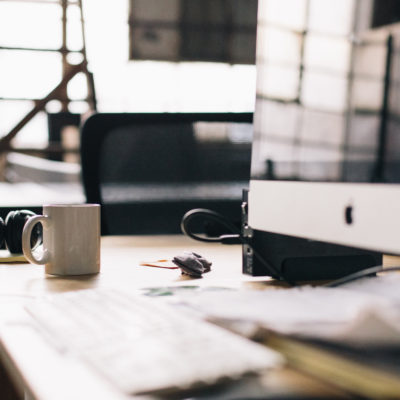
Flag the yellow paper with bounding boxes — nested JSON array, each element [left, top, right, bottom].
[[0, 250, 27, 263]]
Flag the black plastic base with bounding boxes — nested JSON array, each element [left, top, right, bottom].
[[241, 190, 382, 281], [242, 229, 382, 281]]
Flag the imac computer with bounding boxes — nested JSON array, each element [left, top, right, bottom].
[[245, 1, 400, 280]]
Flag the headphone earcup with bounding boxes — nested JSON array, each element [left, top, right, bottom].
[[0, 217, 5, 249], [5, 210, 42, 254]]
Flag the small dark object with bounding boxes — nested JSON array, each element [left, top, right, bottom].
[[0, 210, 42, 254], [172, 252, 212, 277], [190, 252, 212, 272]]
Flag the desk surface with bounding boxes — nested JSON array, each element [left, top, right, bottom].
[[0, 235, 351, 400]]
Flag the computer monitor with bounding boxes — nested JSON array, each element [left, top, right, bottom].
[[247, 1, 400, 277]]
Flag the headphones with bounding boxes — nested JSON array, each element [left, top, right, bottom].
[[0, 210, 42, 254]]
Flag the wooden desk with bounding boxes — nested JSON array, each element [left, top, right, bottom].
[[0, 235, 351, 400]]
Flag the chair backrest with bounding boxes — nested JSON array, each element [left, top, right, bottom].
[[80, 113, 253, 235]]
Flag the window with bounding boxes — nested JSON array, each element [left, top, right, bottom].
[[129, 0, 257, 64], [0, 0, 257, 150], [372, 0, 400, 28]]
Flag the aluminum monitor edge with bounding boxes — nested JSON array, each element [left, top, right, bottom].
[[248, 179, 400, 255]]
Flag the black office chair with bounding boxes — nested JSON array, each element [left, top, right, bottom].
[[80, 113, 252, 235]]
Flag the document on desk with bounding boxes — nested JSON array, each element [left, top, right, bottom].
[[0, 249, 26, 263], [171, 275, 400, 398], [175, 274, 400, 346]]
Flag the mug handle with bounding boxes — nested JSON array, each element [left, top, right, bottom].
[[22, 215, 51, 265]]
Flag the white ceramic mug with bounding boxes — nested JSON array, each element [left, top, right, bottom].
[[22, 204, 101, 276]]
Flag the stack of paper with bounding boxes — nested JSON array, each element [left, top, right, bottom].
[[172, 274, 400, 398]]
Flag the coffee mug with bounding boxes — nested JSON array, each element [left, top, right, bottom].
[[22, 204, 101, 276]]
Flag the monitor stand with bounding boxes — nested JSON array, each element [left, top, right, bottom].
[[241, 191, 382, 282]]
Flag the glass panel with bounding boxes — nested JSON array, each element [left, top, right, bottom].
[[232, 0, 258, 27], [0, 101, 33, 135], [251, 139, 298, 179], [347, 113, 380, 149], [385, 120, 400, 162], [304, 34, 351, 73], [351, 78, 384, 111], [298, 146, 342, 181], [131, 27, 180, 60], [0, 102, 48, 147], [131, 0, 180, 22], [301, 70, 348, 112], [67, 4, 83, 51], [372, 0, 400, 28], [67, 72, 88, 101], [258, 26, 302, 65], [0, 3, 61, 49], [13, 112, 48, 148], [259, 0, 307, 31], [300, 109, 345, 147], [183, 0, 225, 24], [308, 0, 355, 36], [0, 51, 61, 98], [257, 64, 300, 101], [231, 32, 257, 65], [353, 41, 387, 79], [180, 29, 225, 62], [256, 99, 299, 140], [129, 0, 257, 64]]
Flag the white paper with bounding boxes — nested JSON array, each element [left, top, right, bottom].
[[175, 274, 400, 346]]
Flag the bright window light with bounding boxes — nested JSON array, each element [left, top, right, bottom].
[[1, 0, 256, 148]]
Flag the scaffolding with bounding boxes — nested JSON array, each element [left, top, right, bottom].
[[0, 0, 96, 156]]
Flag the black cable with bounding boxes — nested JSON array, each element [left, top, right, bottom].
[[323, 265, 400, 287], [181, 208, 241, 243], [181, 208, 400, 288], [181, 208, 295, 286]]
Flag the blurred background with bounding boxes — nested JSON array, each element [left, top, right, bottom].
[[251, 0, 400, 185], [0, 0, 257, 155], [1, 0, 400, 221]]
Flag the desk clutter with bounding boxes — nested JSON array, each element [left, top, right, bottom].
[[172, 251, 212, 277], [0, 209, 41, 254], [171, 273, 400, 398], [21, 204, 101, 276], [25, 274, 400, 398], [1, 231, 399, 399], [0, 249, 26, 263], [25, 288, 282, 396], [140, 251, 212, 277]]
